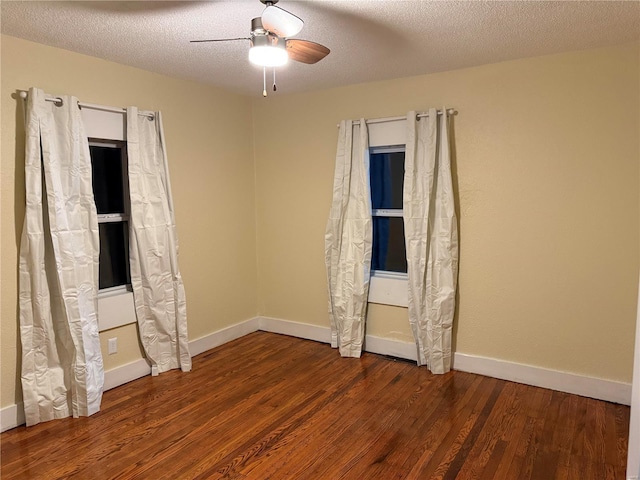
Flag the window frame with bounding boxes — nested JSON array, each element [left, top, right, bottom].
[[368, 144, 409, 307], [82, 108, 136, 332], [369, 144, 408, 280], [89, 138, 132, 297]]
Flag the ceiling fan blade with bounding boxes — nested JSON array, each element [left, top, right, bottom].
[[261, 5, 303, 37], [286, 39, 330, 64], [190, 37, 250, 43]]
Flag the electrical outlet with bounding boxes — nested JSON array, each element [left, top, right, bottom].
[[108, 337, 117, 355]]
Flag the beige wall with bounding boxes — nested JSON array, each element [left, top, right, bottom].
[[253, 42, 640, 383], [1, 35, 257, 408]]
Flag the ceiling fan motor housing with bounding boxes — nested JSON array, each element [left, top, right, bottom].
[[250, 31, 285, 49], [251, 17, 267, 35]]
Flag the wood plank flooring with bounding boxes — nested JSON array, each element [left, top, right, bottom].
[[1, 331, 630, 479]]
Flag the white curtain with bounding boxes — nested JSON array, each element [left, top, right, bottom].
[[325, 120, 372, 358], [404, 108, 459, 374], [19, 88, 103, 426], [126, 108, 191, 374]]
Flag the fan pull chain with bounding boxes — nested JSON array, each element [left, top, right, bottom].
[[273, 68, 277, 92], [262, 67, 267, 97]]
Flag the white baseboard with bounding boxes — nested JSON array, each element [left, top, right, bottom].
[[258, 317, 420, 362], [255, 316, 632, 406], [364, 333, 418, 361], [103, 358, 151, 391], [258, 316, 330, 343], [453, 352, 631, 406], [2, 315, 632, 433], [190, 317, 260, 357], [1, 403, 25, 433]]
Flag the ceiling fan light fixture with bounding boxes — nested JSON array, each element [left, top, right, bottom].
[[249, 34, 288, 67], [249, 45, 288, 67]]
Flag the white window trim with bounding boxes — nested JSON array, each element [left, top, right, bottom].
[[371, 270, 407, 279], [97, 213, 128, 223], [370, 145, 405, 155], [98, 284, 131, 298], [97, 289, 137, 331], [369, 274, 408, 308], [372, 208, 402, 217]]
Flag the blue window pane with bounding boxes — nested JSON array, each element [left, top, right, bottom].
[[99, 222, 130, 289], [91, 145, 125, 215], [370, 152, 404, 209], [372, 217, 407, 273]]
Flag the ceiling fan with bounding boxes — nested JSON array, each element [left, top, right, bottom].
[[191, 0, 330, 96]]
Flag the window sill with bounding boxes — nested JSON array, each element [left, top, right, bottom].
[[98, 284, 131, 298], [368, 271, 408, 308]]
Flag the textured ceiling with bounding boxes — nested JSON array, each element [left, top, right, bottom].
[[2, 1, 639, 97]]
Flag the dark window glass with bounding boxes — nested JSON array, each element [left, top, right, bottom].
[[91, 145, 125, 214], [370, 152, 404, 209], [99, 222, 130, 289], [372, 217, 407, 273]]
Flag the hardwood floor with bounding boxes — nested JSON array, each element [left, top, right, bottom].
[[1, 331, 630, 479]]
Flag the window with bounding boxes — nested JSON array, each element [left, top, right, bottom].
[[368, 145, 409, 307], [83, 110, 136, 332], [89, 139, 131, 293], [370, 146, 407, 275]]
